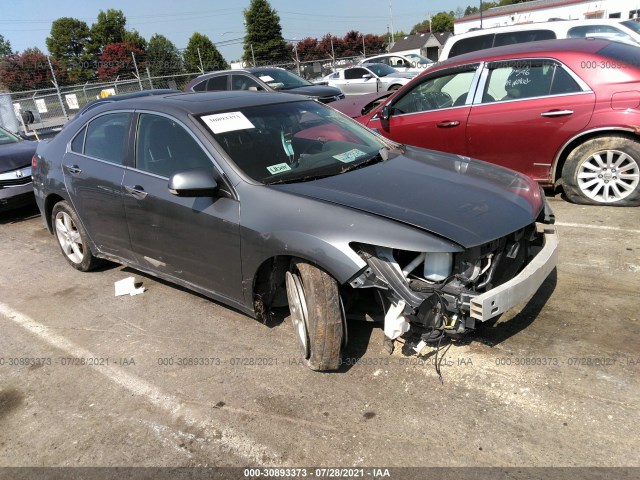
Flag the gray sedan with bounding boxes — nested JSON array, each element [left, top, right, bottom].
[[33, 91, 557, 371]]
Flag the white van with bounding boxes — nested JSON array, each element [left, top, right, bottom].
[[440, 19, 640, 60]]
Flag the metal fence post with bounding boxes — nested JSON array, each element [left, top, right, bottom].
[[47, 56, 68, 120], [146, 67, 154, 89], [131, 52, 144, 91], [197, 48, 204, 74]]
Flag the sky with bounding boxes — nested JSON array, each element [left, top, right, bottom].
[[0, 0, 475, 61]]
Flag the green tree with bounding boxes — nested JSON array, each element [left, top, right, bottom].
[[243, 0, 288, 64], [124, 29, 147, 51], [146, 34, 182, 75], [430, 12, 455, 33], [0, 34, 12, 56], [91, 9, 126, 53], [410, 19, 431, 34], [183, 32, 228, 73], [46, 17, 93, 82]]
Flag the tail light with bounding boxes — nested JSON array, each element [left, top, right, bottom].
[[31, 154, 38, 169]]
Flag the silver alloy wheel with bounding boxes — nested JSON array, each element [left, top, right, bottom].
[[285, 271, 310, 358], [54, 211, 85, 264], [577, 149, 640, 203]]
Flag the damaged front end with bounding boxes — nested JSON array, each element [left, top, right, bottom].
[[347, 209, 558, 353]]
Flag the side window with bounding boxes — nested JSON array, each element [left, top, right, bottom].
[[391, 69, 476, 114], [449, 34, 494, 58], [493, 30, 555, 47], [484, 61, 556, 102], [70, 126, 86, 153], [231, 74, 262, 90], [192, 80, 208, 92], [550, 66, 582, 95], [206, 75, 228, 91], [345, 68, 371, 80], [84, 113, 130, 164], [135, 114, 212, 178]]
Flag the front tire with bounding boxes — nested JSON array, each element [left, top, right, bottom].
[[285, 260, 344, 371], [52, 201, 101, 271], [562, 135, 640, 206]]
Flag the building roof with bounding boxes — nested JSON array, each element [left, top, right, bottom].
[[456, 0, 588, 23], [389, 32, 452, 52]]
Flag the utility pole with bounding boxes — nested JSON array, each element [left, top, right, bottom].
[[480, 0, 483, 28], [389, 0, 395, 43]]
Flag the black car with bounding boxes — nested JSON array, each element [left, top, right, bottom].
[[33, 91, 558, 371], [0, 126, 37, 211], [185, 67, 344, 103]]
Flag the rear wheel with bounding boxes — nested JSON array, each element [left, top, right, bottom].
[[285, 260, 344, 371], [562, 135, 640, 206], [388, 84, 402, 92], [52, 201, 101, 271]]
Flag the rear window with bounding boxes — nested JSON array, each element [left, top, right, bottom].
[[597, 42, 640, 68], [449, 29, 556, 58]]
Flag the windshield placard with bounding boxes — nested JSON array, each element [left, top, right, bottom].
[[266, 163, 292, 175], [201, 112, 255, 134], [333, 148, 366, 163]]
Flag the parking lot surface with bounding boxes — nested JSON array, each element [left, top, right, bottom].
[[0, 195, 638, 469]]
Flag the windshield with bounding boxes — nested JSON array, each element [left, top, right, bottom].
[[405, 53, 434, 65], [621, 20, 640, 34], [200, 100, 392, 184], [251, 68, 313, 90], [0, 127, 20, 145], [363, 63, 399, 77]]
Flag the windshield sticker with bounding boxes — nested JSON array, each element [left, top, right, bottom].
[[333, 148, 366, 163], [201, 112, 255, 134], [266, 163, 292, 175], [259, 75, 275, 82]]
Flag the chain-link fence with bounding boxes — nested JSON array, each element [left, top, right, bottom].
[[1, 52, 369, 137]]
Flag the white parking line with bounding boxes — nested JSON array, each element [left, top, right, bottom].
[[0, 301, 283, 466], [555, 222, 640, 234]]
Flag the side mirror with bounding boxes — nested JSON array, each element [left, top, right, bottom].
[[381, 105, 391, 121], [362, 73, 374, 79], [168, 168, 218, 197]]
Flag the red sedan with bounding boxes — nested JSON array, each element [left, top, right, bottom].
[[342, 38, 640, 206]]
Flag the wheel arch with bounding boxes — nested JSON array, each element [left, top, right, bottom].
[[552, 127, 640, 186], [43, 193, 68, 233]]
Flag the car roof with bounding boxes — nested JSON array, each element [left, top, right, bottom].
[[433, 37, 610, 69], [93, 90, 309, 116]]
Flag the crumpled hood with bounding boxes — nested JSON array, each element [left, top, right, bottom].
[[272, 147, 542, 248], [0, 140, 37, 173]]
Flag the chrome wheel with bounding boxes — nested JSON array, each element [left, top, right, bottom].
[[285, 271, 310, 358], [577, 149, 640, 203], [54, 211, 85, 265]]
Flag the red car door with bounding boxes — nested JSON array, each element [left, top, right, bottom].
[[364, 66, 479, 155], [466, 60, 595, 183]]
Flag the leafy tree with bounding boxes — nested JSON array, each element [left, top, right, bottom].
[[97, 42, 144, 79], [295, 37, 324, 61], [363, 34, 387, 55], [146, 34, 182, 75], [91, 9, 126, 53], [0, 48, 66, 91], [243, 0, 288, 64], [430, 12, 455, 33], [183, 32, 228, 72], [464, 5, 479, 15], [0, 34, 12, 56], [46, 17, 93, 82], [124, 29, 147, 51], [411, 19, 431, 34]]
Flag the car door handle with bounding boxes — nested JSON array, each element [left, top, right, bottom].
[[124, 185, 148, 199], [436, 121, 460, 128], [540, 109, 574, 117], [63, 164, 82, 174]]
